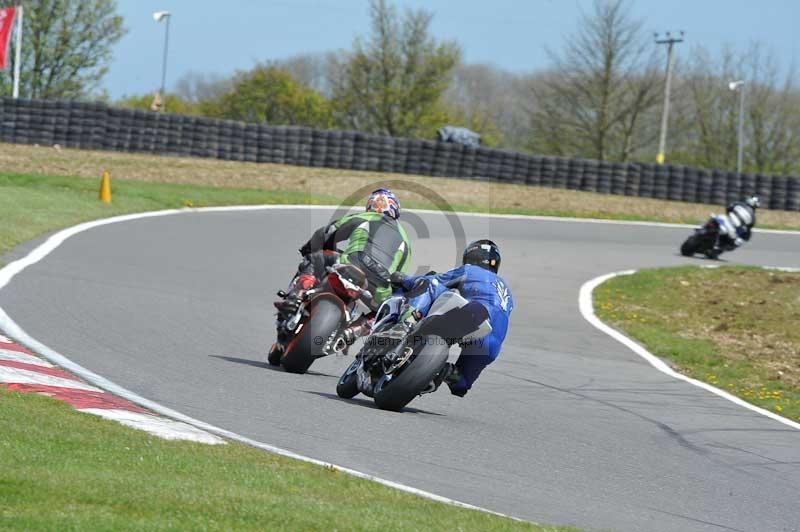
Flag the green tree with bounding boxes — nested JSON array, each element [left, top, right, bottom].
[[443, 63, 532, 150], [529, 0, 661, 161], [209, 66, 332, 127], [2, 0, 126, 99], [672, 44, 800, 174], [330, 0, 460, 137], [173, 71, 232, 104]]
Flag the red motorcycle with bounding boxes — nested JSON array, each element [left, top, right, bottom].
[[269, 264, 372, 374]]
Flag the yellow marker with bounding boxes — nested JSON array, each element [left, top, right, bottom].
[[656, 152, 665, 165], [99, 171, 112, 203]]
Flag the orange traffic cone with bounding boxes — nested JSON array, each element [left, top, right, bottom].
[[99, 171, 112, 203]]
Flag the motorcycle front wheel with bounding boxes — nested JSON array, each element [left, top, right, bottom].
[[680, 234, 701, 256], [336, 358, 361, 399]]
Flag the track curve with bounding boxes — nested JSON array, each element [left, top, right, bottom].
[[2, 207, 799, 532]]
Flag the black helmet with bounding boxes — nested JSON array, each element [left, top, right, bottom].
[[463, 239, 501, 273]]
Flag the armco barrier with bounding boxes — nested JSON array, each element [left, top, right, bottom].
[[1, 96, 799, 211]]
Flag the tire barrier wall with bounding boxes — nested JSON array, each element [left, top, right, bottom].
[[2, 97, 798, 211]]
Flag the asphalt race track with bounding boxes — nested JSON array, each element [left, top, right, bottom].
[[2, 207, 799, 532]]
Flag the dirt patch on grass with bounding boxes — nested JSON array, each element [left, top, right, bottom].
[[596, 266, 800, 419], [4, 142, 800, 228], [682, 269, 800, 387]]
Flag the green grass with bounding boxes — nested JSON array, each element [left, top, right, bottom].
[[0, 389, 572, 531], [594, 266, 800, 421], [0, 173, 338, 258]]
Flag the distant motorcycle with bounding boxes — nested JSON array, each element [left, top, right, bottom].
[[336, 289, 491, 411], [680, 216, 732, 259], [270, 264, 372, 374]]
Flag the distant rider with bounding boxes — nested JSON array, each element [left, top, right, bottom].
[[271, 189, 412, 359], [392, 239, 513, 397], [708, 195, 760, 259]]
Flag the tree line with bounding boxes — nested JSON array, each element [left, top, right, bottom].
[[8, 0, 800, 175]]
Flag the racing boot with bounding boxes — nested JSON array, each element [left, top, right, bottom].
[[704, 246, 722, 260], [267, 341, 284, 366], [274, 273, 316, 315], [420, 363, 462, 395]]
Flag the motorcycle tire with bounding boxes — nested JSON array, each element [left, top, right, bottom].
[[281, 297, 343, 374], [373, 335, 449, 412], [336, 358, 361, 399], [680, 234, 701, 256]]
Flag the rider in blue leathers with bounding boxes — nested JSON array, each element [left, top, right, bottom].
[[393, 240, 513, 397]]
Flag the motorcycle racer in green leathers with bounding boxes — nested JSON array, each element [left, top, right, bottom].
[[270, 189, 411, 359]]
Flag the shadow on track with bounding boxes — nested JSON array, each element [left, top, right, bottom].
[[209, 355, 339, 378], [301, 390, 445, 416], [674, 252, 730, 262]]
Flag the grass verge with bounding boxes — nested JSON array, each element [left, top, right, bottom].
[[0, 388, 573, 531], [594, 266, 800, 421], [0, 172, 338, 258]]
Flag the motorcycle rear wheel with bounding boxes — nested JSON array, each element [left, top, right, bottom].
[[281, 297, 343, 374], [373, 335, 449, 412]]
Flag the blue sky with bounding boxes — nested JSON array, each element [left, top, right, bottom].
[[107, 0, 800, 98]]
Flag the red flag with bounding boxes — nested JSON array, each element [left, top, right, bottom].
[[0, 6, 16, 70]]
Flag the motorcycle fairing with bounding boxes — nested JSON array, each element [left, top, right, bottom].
[[427, 290, 493, 341]]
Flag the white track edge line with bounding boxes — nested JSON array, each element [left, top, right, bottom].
[[411, 209, 800, 235], [79, 408, 226, 445], [579, 269, 800, 431], [0, 206, 527, 522]]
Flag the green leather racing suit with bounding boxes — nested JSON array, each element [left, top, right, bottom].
[[298, 211, 412, 306]]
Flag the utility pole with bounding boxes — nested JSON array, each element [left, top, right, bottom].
[[655, 31, 684, 165]]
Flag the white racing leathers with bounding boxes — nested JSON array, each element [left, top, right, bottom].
[[714, 202, 756, 249]]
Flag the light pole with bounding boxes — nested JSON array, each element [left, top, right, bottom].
[[153, 10, 171, 112], [729, 80, 745, 174], [12, 6, 23, 98], [655, 31, 684, 165]]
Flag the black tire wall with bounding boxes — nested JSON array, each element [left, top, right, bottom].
[[1, 96, 798, 211]]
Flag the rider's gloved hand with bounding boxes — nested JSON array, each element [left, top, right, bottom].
[[298, 242, 312, 257], [390, 271, 408, 288]]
